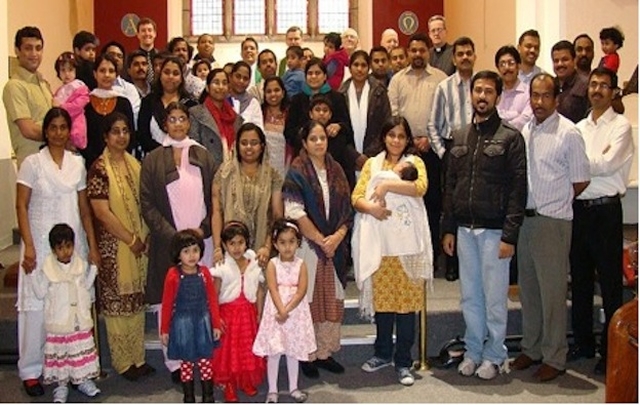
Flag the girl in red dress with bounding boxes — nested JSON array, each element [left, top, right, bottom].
[[210, 221, 266, 402]]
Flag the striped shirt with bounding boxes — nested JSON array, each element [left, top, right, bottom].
[[388, 64, 447, 138], [521, 111, 590, 220], [575, 107, 634, 200], [427, 71, 473, 158], [496, 80, 532, 131]]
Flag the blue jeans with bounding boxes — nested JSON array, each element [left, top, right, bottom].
[[374, 312, 416, 369], [457, 227, 510, 365]]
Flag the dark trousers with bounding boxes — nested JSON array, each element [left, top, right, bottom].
[[420, 149, 442, 265], [569, 199, 623, 358], [374, 312, 416, 369]]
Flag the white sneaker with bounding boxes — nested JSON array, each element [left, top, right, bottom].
[[77, 380, 101, 397], [457, 357, 477, 376], [53, 385, 69, 403], [396, 367, 415, 386], [475, 360, 499, 380]]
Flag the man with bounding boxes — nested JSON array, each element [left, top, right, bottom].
[[249, 49, 278, 103], [369, 46, 391, 87], [495, 45, 532, 131], [241, 37, 260, 85], [102, 41, 141, 127], [136, 17, 158, 85], [389, 47, 408, 74], [511, 73, 590, 382], [443, 70, 527, 380], [278, 26, 302, 76], [380, 28, 399, 52], [428, 15, 455, 76], [72, 30, 98, 89], [3, 26, 53, 169], [552, 40, 590, 124], [3, 28, 52, 395], [517, 29, 543, 85], [341, 28, 359, 56], [126, 50, 151, 98], [569, 67, 634, 376], [574, 34, 595, 76], [389, 32, 447, 283], [426, 36, 476, 281]]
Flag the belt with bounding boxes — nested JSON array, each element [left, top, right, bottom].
[[524, 209, 540, 217], [576, 194, 620, 208]]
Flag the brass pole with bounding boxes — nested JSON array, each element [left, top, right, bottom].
[[414, 280, 430, 371]]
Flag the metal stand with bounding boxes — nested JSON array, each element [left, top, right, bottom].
[[413, 281, 430, 371]]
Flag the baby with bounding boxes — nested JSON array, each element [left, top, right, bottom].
[[393, 161, 418, 181]]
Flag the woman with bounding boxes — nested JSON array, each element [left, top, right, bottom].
[[140, 102, 218, 383], [212, 123, 284, 268], [82, 54, 135, 169], [339, 50, 392, 168], [282, 120, 353, 378], [137, 56, 197, 155], [87, 112, 154, 381], [351, 116, 432, 387], [15, 107, 99, 396], [189, 68, 243, 165], [262, 76, 290, 178], [229, 61, 263, 129], [284, 58, 358, 185]]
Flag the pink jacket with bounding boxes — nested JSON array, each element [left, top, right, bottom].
[[54, 80, 90, 150], [323, 48, 349, 91]]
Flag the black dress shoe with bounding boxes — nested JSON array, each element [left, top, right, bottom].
[[136, 363, 156, 377], [300, 361, 320, 379], [23, 379, 45, 397], [314, 357, 345, 374], [171, 369, 182, 384], [566, 345, 596, 362], [594, 357, 606, 375], [121, 365, 139, 381], [445, 266, 459, 282]]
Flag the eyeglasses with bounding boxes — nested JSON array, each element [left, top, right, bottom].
[[588, 82, 612, 91], [429, 28, 445, 34], [498, 60, 517, 68], [167, 116, 188, 124]]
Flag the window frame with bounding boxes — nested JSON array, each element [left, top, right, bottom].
[[185, 0, 358, 43]]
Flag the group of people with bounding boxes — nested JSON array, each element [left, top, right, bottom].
[[5, 10, 636, 405]]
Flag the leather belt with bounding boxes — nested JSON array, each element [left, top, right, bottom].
[[575, 194, 620, 208]]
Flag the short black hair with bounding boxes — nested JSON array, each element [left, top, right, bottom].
[[531, 72, 560, 98], [471, 70, 503, 96], [167, 36, 192, 58], [369, 46, 388, 59], [241, 37, 259, 51], [14, 26, 43, 49], [126, 49, 148, 69], [551, 40, 576, 59], [286, 45, 303, 59], [324, 32, 342, 49], [518, 29, 540, 45], [171, 229, 205, 265], [49, 223, 75, 250], [73, 30, 98, 51], [399, 162, 418, 181], [191, 59, 211, 76], [494, 45, 521, 68], [599, 27, 624, 48], [573, 33, 594, 47], [589, 67, 618, 89], [408, 32, 430, 48], [101, 40, 126, 59], [453, 36, 475, 53], [309, 94, 333, 112]]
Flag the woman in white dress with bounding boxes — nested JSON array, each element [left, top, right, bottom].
[[15, 107, 99, 396]]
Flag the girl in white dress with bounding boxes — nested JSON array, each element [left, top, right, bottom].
[[252, 219, 316, 403]]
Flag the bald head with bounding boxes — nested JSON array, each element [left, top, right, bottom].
[[381, 28, 399, 52]]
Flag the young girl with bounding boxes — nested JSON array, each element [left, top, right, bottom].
[[29, 224, 100, 403], [210, 221, 266, 402], [52, 52, 90, 151], [161, 229, 222, 403], [253, 219, 316, 404], [192, 59, 211, 82]]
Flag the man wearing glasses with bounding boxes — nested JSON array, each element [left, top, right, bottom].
[[428, 15, 455, 76], [495, 45, 533, 131]]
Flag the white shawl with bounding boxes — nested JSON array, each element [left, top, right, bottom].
[[348, 80, 370, 154]]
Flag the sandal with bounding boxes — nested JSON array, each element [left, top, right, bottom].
[[265, 392, 278, 403], [290, 389, 308, 403]]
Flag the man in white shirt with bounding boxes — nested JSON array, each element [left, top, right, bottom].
[[511, 73, 590, 382], [389, 32, 447, 280], [517, 30, 543, 85], [568, 67, 634, 376], [495, 45, 532, 131]]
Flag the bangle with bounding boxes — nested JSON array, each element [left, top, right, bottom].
[[127, 234, 137, 247], [214, 247, 222, 253]]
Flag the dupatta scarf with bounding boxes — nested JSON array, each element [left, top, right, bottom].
[[283, 149, 353, 287]]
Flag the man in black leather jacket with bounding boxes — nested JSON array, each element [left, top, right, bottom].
[[441, 70, 527, 380]]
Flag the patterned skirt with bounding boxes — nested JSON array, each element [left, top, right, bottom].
[[212, 294, 265, 387], [43, 330, 100, 384]]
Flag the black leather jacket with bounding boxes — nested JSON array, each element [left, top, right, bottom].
[[442, 111, 527, 245]]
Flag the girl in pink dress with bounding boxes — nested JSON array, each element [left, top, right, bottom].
[[252, 219, 316, 403], [209, 221, 266, 402], [53, 52, 90, 151]]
